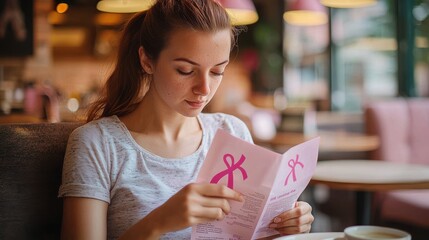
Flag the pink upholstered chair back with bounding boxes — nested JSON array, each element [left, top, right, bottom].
[[365, 98, 429, 165], [408, 99, 429, 165]]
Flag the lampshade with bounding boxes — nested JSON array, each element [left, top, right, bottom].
[[284, 0, 328, 26], [216, 0, 259, 25], [97, 0, 258, 25], [96, 0, 155, 13], [320, 0, 376, 8]]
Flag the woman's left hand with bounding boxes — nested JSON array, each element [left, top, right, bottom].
[[268, 201, 314, 235]]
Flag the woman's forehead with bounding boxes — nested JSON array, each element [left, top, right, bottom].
[[160, 29, 232, 63]]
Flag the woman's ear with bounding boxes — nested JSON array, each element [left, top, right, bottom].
[[139, 46, 154, 74]]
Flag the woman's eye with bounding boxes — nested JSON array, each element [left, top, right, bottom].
[[211, 72, 224, 77], [177, 69, 193, 75]]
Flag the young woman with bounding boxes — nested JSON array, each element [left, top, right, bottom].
[[58, 0, 314, 239]]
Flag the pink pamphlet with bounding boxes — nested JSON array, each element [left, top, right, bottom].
[[191, 129, 320, 240]]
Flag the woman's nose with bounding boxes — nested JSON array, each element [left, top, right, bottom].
[[193, 73, 210, 96]]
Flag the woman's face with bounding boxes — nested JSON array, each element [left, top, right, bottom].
[[144, 28, 231, 117]]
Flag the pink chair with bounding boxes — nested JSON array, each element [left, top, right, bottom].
[[365, 98, 429, 229]]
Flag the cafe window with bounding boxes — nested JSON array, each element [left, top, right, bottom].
[[415, 0, 429, 97], [283, 23, 329, 111], [330, 0, 396, 111], [282, 0, 429, 112]]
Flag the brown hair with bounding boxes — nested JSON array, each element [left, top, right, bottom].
[[86, 0, 238, 122]]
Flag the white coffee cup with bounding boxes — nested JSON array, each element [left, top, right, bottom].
[[344, 225, 411, 240]]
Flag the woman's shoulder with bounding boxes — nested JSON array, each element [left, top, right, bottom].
[[69, 115, 122, 140], [200, 112, 252, 142]]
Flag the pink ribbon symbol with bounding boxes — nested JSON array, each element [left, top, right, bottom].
[[210, 153, 248, 189], [284, 154, 304, 186]]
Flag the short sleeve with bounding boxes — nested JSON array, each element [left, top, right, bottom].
[[58, 123, 111, 203]]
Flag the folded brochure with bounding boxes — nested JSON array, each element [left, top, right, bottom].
[[191, 129, 320, 240]]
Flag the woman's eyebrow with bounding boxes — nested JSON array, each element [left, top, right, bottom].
[[173, 58, 229, 66], [215, 60, 229, 66]]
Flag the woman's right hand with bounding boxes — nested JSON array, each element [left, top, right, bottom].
[[152, 183, 244, 232], [120, 183, 244, 239]]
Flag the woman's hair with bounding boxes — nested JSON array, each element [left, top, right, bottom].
[[86, 0, 238, 122]]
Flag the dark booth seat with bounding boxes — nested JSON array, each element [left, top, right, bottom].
[[0, 122, 82, 240]]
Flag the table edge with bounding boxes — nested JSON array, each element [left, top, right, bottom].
[[310, 179, 429, 191]]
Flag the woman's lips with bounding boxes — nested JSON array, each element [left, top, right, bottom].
[[186, 100, 205, 108]]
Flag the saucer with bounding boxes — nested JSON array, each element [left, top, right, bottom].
[[344, 226, 411, 240], [274, 232, 345, 240]]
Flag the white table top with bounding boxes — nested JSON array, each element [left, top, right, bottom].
[[274, 232, 344, 240], [311, 160, 429, 191]]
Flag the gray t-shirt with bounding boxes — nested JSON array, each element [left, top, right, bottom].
[[58, 113, 253, 239]]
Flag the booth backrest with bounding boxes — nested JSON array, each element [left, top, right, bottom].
[[0, 122, 82, 240], [365, 98, 429, 165]]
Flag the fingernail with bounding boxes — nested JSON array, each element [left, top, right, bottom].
[[269, 223, 277, 228], [274, 217, 282, 223]]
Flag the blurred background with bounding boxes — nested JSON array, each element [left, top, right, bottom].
[[0, 0, 428, 238], [1, 0, 427, 123]]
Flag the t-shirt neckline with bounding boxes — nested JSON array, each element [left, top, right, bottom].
[[111, 115, 206, 161]]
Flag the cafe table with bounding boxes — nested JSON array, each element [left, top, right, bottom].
[[254, 130, 379, 153], [310, 160, 429, 225]]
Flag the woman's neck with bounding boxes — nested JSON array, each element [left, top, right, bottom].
[[119, 95, 201, 142], [119, 95, 203, 158]]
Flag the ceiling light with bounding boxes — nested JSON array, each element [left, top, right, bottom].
[[320, 0, 376, 8], [96, 0, 258, 25], [284, 0, 328, 26], [56, 3, 69, 14], [216, 0, 259, 25], [96, 0, 155, 13]]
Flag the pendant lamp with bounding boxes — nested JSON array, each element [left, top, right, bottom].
[[96, 0, 155, 13], [96, 0, 258, 25], [320, 0, 376, 8], [284, 0, 328, 26], [216, 0, 259, 25]]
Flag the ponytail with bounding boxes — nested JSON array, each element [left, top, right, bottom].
[[86, 12, 149, 122]]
